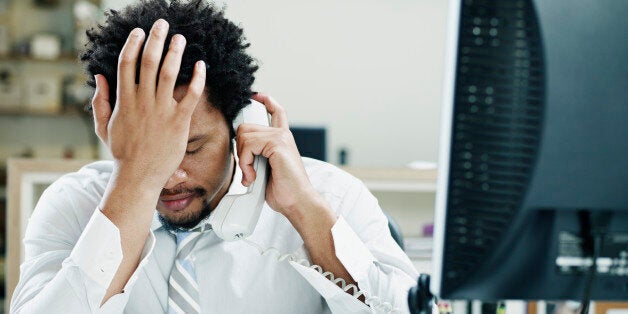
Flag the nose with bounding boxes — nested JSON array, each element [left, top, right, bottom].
[[164, 168, 188, 190]]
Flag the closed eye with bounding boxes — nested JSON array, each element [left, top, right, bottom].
[[185, 146, 203, 155]]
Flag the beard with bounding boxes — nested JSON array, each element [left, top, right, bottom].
[[158, 187, 213, 230]]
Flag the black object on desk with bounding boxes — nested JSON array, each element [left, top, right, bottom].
[[290, 126, 326, 162], [408, 274, 433, 314]]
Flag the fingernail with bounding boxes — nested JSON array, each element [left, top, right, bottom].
[[197, 60, 206, 70], [94, 74, 100, 87], [155, 19, 167, 30], [130, 28, 143, 39], [172, 34, 185, 48]]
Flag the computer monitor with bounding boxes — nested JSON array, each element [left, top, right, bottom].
[[430, 0, 628, 301], [289, 126, 327, 161]]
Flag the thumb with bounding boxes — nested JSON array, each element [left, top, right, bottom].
[[92, 74, 112, 144]]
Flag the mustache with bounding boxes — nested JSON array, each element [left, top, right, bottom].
[[160, 186, 207, 198]]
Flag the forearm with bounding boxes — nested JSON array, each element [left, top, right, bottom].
[[288, 212, 418, 313], [13, 210, 147, 313], [99, 166, 160, 304], [13, 262, 122, 314], [285, 195, 357, 288]]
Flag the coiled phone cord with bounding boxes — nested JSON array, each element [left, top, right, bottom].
[[243, 238, 402, 313]]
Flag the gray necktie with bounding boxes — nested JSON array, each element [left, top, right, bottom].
[[168, 230, 203, 314]]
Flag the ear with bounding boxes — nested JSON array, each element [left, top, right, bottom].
[[91, 74, 113, 145]]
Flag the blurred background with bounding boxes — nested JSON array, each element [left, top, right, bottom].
[[0, 0, 448, 310]]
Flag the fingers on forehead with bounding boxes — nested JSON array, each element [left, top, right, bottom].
[[117, 28, 146, 96]]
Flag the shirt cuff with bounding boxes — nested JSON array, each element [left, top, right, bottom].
[[288, 215, 415, 313], [332, 215, 414, 313], [289, 260, 370, 313], [69, 209, 155, 292], [331, 215, 377, 289]]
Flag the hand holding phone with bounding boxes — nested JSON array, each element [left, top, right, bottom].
[[209, 100, 270, 241], [211, 94, 331, 241]]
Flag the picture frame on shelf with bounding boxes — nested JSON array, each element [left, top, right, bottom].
[[6, 158, 92, 311]]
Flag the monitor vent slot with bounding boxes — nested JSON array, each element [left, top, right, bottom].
[[442, 0, 545, 293]]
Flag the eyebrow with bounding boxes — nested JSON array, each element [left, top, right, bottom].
[[187, 135, 208, 144]]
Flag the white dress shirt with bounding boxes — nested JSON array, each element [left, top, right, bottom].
[[11, 158, 419, 313]]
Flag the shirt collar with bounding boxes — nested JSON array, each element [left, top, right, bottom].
[[150, 211, 163, 231]]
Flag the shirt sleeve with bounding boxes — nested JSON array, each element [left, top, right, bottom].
[[289, 178, 420, 314], [10, 180, 155, 314]]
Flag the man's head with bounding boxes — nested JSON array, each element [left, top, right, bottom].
[[81, 0, 258, 137], [82, 0, 258, 229]]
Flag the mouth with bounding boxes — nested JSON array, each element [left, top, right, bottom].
[[159, 192, 196, 212]]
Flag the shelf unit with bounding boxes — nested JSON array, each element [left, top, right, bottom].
[[0, 106, 88, 117], [341, 167, 438, 193], [341, 166, 438, 272], [0, 55, 82, 63]]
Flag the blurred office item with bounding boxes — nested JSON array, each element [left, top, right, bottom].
[[62, 146, 75, 159], [30, 33, 61, 60], [34, 0, 61, 8], [596, 303, 628, 314], [63, 74, 93, 108], [25, 76, 61, 113], [0, 65, 21, 111], [12, 39, 30, 56], [18, 148, 34, 159], [406, 160, 437, 170], [73, 1, 100, 53], [338, 147, 348, 165]]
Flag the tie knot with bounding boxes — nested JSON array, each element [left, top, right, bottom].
[[175, 231, 204, 258], [175, 231, 196, 244]]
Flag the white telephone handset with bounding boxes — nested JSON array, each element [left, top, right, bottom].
[[209, 100, 270, 241]]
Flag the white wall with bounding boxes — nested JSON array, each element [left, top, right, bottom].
[[105, 0, 450, 167]]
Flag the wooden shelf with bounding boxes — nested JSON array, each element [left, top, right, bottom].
[[341, 167, 438, 193], [0, 54, 81, 63], [0, 107, 89, 117]]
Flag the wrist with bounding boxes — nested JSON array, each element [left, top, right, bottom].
[[284, 193, 337, 239], [112, 161, 168, 192], [99, 164, 162, 226]]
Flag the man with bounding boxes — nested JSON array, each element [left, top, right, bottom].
[[11, 0, 418, 313]]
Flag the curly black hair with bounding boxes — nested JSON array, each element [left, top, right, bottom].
[[80, 0, 258, 136]]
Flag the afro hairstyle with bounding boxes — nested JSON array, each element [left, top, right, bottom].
[[81, 0, 258, 136]]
